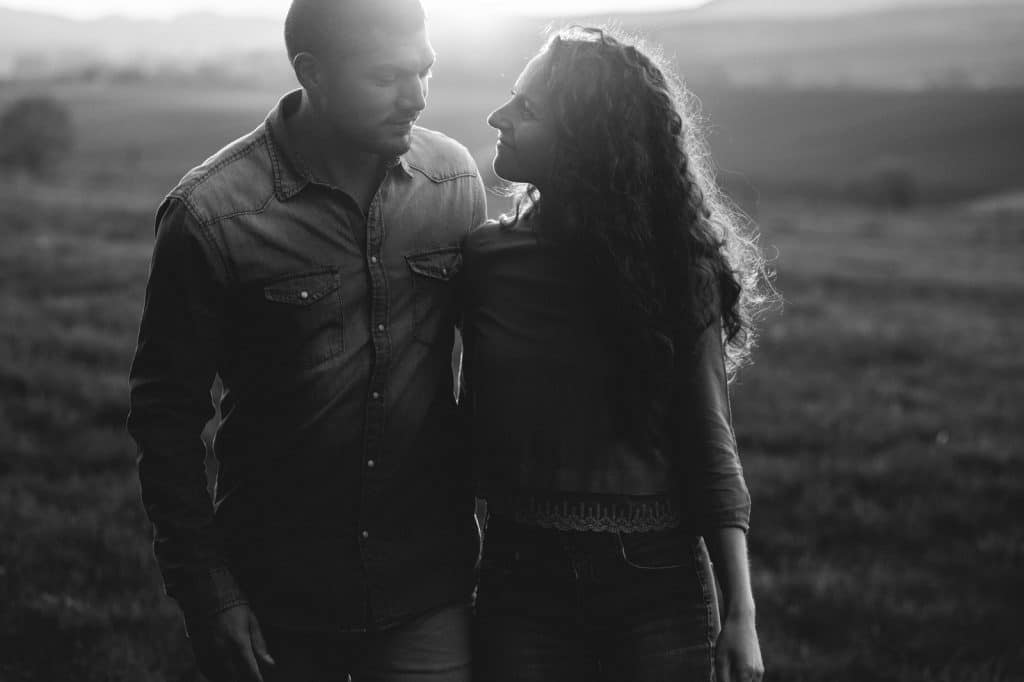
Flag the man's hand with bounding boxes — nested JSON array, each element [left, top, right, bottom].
[[715, 611, 764, 682], [189, 604, 275, 682]]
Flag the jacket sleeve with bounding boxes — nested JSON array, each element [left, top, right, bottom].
[[680, 315, 752, 534], [127, 197, 247, 624]]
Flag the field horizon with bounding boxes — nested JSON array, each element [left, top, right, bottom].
[[2, 79, 1023, 209]]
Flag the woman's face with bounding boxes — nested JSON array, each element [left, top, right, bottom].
[[486, 52, 559, 188]]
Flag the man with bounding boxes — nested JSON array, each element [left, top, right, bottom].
[[127, 0, 487, 679]]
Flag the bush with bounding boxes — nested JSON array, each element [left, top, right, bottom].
[[846, 161, 920, 211], [0, 95, 75, 177]]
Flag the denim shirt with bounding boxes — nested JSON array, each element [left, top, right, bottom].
[[127, 90, 487, 632]]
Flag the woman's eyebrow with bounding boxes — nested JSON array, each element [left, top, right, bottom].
[[511, 88, 540, 109]]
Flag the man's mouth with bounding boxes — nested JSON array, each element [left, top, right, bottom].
[[497, 137, 515, 150], [388, 114, 419, 127]]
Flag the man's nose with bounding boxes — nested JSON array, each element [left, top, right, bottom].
[[400, 77, 427, 112]]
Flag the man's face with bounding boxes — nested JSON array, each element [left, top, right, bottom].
[[316, 27, 435, 156]]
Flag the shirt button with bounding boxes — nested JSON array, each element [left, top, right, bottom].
[[441, 267, 448, 276], [372, 391, 381, 399], [361, 530, 370, 540], [377, 324, 385, 332], [299, 290, 309, 300], [367, 459, 375, 469], [370, 256, 378, 264]]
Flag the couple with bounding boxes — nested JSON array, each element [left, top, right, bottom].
[[127, 0, 767, 680]]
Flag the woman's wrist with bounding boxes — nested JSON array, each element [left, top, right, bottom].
[[723, 599, 757, 622]]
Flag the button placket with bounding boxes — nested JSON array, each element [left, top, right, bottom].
[[360, 182, 390, 560]]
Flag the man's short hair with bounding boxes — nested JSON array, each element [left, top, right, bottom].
[[285, 0, 426, 62]]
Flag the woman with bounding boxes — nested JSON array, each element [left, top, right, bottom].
[[460, 27, 770, 682]]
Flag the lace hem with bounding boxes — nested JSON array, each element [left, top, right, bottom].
[[486, 493, 682, 533]]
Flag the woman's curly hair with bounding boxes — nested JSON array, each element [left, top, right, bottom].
[[504, 26, 774, 442]]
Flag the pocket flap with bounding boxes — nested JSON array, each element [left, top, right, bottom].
[[406, 247, 463, 282], [263, 271, 340, 306]]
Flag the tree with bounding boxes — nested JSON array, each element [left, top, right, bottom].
[[0, 95, 75, 177]]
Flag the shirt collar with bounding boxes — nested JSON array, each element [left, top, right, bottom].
[[266, 89, 413, 202]]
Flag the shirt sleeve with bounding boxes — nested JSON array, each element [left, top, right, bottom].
[[454, 169, 488, 392], [126, 197, 247, 624], [681, 316, 752, 534], [469, 170, 488, 232]]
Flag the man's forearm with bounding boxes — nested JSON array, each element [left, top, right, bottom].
[[131, 417, 245, 621]]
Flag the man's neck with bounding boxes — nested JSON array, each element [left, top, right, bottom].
[[288, 92, 385, 211]]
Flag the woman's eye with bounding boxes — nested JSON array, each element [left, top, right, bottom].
[[374, 74, 397, 85]]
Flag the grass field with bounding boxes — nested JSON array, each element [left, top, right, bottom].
[[1, 82, 1023, 680]]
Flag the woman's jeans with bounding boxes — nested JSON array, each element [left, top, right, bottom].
[[473, 516, 721, 682]]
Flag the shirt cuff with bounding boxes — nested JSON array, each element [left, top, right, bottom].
[[168, 565, 248, 635], [696, 504, 751, 535]]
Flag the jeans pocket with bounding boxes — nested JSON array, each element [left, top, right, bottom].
[[616, 529, 688, 571], [406, 246, 462, 346], [692, 537, 721, 644]]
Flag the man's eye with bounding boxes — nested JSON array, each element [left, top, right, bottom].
[[374, 74, 398, 85]]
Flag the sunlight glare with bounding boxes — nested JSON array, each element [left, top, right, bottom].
[[421, 0, 497, 33], [1, 0, 712, 21], [423, 0, 710, 16]]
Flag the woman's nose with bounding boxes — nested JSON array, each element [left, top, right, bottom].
[[487, 102, 511, 131]]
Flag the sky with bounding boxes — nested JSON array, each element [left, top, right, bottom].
[[0, 0, 712, 19]]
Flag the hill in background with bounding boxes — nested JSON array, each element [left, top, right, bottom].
[[1, 0, 1023, 204], [1, 1, 1023, 89]]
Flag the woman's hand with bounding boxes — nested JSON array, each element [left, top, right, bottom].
[[705, 527, 764, 682], [715, 611, 764, 682]]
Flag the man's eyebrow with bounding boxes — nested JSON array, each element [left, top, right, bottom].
[[371, 55, 436, 73]]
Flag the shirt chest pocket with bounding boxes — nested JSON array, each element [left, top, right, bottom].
[[251, 270, 345, 370], [405, 246, 462, 346]]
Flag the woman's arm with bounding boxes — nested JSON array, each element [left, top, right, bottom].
[[706, 527, 756, 620], [682, 317, 764, 681]]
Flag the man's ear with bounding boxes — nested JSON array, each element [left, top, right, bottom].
[[293, 52, 322, 94]]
